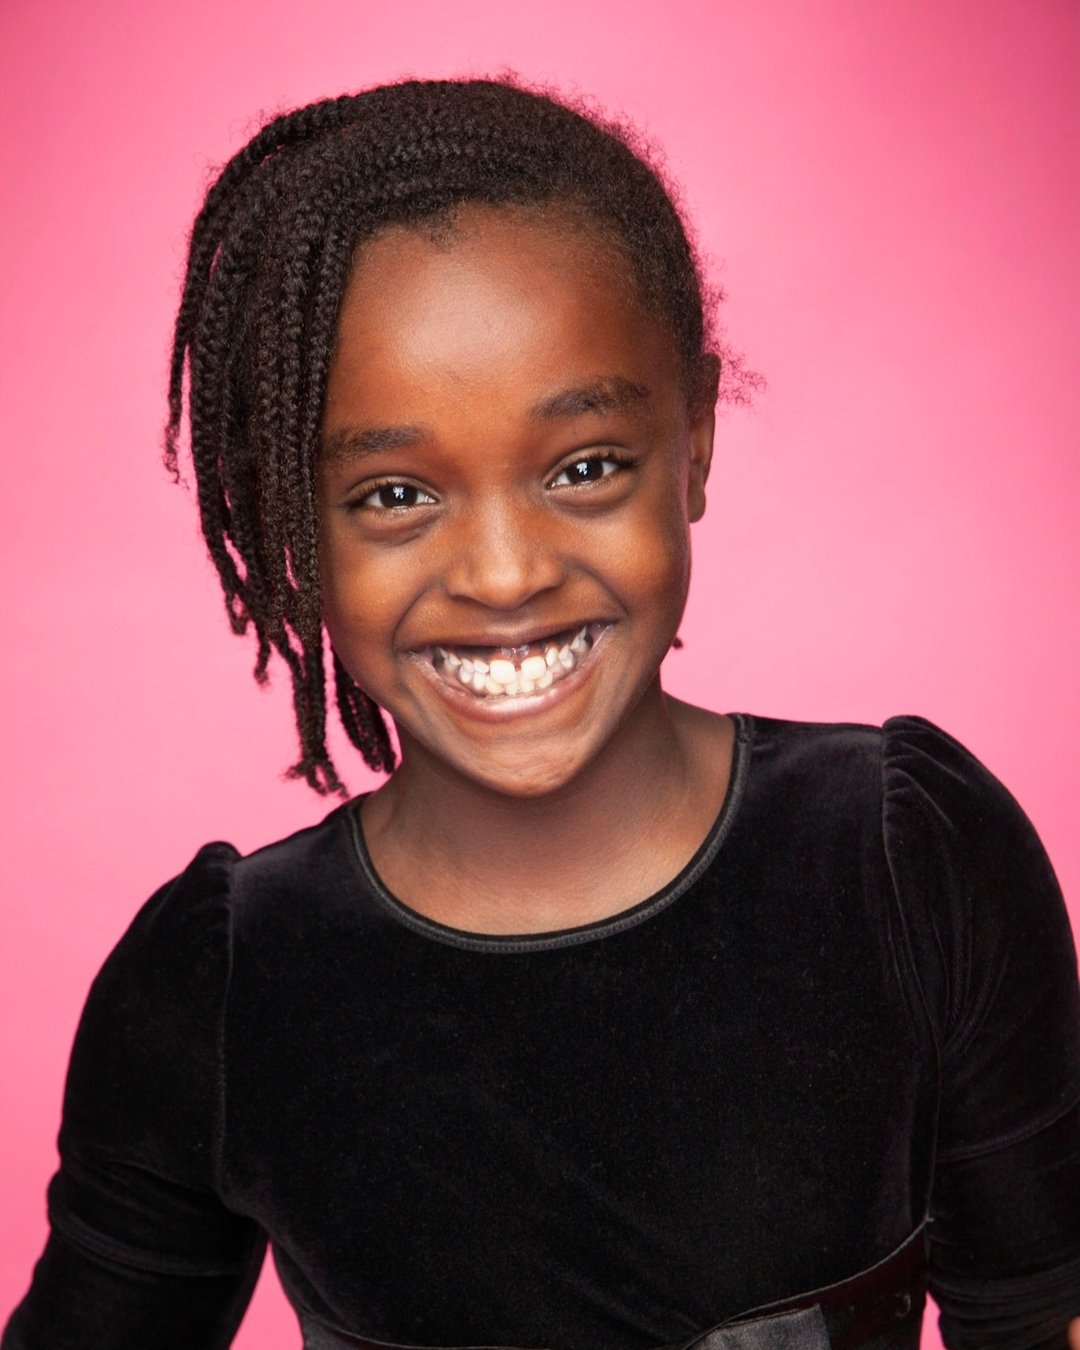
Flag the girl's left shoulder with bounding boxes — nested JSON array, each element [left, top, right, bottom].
[[875, 712, 1062, 899], [738, 709, 1048, 854]]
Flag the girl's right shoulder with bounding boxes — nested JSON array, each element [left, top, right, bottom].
[[59, 800, 363, 1193], [137, 796, 363, 937], [101, 794, 355, 971]]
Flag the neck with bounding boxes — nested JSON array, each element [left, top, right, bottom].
[[361, 684, 727, 934]]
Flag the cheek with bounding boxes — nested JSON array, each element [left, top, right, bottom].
[[319, 536, 358, 632], [595, 493, 692, 619], [318, 532, 403, 670]]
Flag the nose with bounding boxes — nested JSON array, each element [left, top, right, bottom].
[[440, 498, 566, 610]]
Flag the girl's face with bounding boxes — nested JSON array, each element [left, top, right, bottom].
[[317, 206, 714, 798]]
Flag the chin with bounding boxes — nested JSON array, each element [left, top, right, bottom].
[[469, 759, 586, 800], [435, 737, 600, 801]]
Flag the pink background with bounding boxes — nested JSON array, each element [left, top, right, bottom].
[[1, 2, 1076, 1346]]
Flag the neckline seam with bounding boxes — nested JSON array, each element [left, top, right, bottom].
[[344, 712, 755, 954]]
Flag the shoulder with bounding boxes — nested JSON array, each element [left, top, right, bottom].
[[734, 712, 885, 826], [740, 711, 884, 774], [60, 804, 361, 1177], [876, 713, 1065, 938], [86, 796, 358, 988], [872, 717, 1077, 1141], [225, 800, 365, 944], [64, 803, 360, 1152], [76, 839, 241, 1065], [743, 710, 1078, 1142], [738, 710, 1072, 993], [740, 710, 1046, 840], [742, 709, 1067, 939], [879, 713, 1044, 851], [59, 841, 242, 1188]]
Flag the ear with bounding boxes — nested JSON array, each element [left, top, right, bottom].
[[687, 354, 719, 523]]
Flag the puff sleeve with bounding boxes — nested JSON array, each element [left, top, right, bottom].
[[883, 716, 1080, 1349], [2, 844, 266, 1349]]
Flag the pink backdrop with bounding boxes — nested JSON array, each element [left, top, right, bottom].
[[1, 2, 1076, 1346]]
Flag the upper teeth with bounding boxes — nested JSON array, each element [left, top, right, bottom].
[[433, 626, 596, 698], [488, 658, 516, 683]]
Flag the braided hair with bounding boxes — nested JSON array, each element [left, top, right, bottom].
[[167, 77, 750, 794]]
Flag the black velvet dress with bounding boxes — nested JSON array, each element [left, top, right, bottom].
[[4, 715, 1079, 1349]]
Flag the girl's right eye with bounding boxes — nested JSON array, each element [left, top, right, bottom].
[[353, 482, 437, 512]]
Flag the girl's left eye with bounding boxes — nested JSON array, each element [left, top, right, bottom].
[[356, 482, 437, 511], [548, 456, 626, 489]]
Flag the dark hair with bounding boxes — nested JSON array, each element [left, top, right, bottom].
[[167, 76, 752, 794]]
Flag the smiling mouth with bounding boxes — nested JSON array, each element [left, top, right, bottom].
[[426, 623, 605, 699]]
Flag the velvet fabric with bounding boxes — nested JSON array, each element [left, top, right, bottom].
[[4, 715, 1079, 1349]]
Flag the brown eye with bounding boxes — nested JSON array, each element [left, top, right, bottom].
[[549, 456, 623, 488], [358, 482, 436, 511]]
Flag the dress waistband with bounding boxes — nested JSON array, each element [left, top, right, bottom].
[[299, 1224, 926, 1350]]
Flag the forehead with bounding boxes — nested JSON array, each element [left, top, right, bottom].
[[323, 205, 681, 430], [345, 202, 639, 309]]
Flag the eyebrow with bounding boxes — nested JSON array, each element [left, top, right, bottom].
[[320, 377, 651, 465], [529, 377, 651, 422], [320, 424, 425, 464]]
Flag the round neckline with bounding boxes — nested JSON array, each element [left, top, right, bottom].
[[344, 712, 755, 954]]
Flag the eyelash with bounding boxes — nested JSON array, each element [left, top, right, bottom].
[[349, 452, 635, 513], [547, 451, 635, 489], [352, 480, 437, 512]]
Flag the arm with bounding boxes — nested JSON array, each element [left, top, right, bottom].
[[2, 1230, 264, 1350], [883, 717, 1080, 1349], [2, 845, 266, 1348]]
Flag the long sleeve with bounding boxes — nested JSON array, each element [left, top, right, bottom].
[[2, 844, 266, 1349], [883, 716, 1080, 1349]]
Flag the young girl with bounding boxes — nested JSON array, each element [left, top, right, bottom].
[[4, 78, 1078, 1350]]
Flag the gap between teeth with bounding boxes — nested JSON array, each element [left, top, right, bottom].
[[434, 626, 595, 698]]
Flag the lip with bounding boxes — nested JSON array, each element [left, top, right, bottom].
[[409, 618, 614, 655], [406, 622, 613, 722]]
